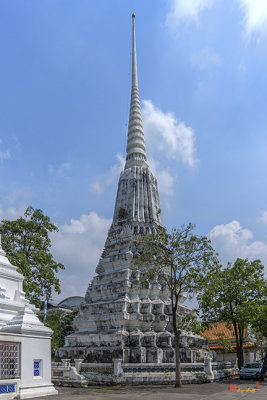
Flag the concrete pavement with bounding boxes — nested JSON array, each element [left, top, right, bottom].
[[34, 379, 267, 400]]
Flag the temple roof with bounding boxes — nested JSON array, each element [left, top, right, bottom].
[[202, 322, 238, 341]]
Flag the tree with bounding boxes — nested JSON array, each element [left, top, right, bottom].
[[134, 223, 219, 388], [251, 305, 267, 380], [0, 206, 64, 307], [198, 258, 267, 369], [43, 309, 78, 355]]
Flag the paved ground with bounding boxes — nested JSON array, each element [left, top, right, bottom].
[[35, 379, 267, 400]]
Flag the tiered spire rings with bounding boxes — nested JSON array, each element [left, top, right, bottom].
[[125, 14, 148, 169]]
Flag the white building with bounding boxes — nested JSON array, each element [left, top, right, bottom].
[[0, 237, 57, 399]]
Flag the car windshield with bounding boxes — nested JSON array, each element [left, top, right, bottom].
[[244, 363, 262, 368]]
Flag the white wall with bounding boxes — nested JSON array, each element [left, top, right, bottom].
[[0, 332, 57, 399]]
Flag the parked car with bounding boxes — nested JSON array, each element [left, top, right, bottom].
[[239, 363, 265, 379]]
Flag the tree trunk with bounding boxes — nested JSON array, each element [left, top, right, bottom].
[[239, 328, 244, 368], [240, 346, 244, 368], [237, 345, 244, 369], [174, 329, 182, 388], [232, 322, 243, 369], [259, 350, 267, 381], [172, 307, 182, 388], [232, 321, 239, 365]]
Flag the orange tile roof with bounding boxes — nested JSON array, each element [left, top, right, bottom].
[[201, 322, 247, 341]]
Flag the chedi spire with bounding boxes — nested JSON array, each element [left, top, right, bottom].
[[125, 14, 148, 169]]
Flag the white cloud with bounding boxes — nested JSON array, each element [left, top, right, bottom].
[[12, 135, 23, 153], [155, 168, 174, 200], [51, 211, 111, 299], [91, 101, 196, 207], [57, 162, 72, 177], [239, 0, 267, 38], [209, 220, 267, 268], [91, 181, 104, 196], [49, 162, 72, 177], [142, 99, 197, 168], [106, 153, 125, 184], [0, 150, 11, 162], [91, 153, 125, 195], [166, 0, 267, 39], [259, 210, 267, 225], [0, 204, 25, 221], [0, 140, 11, 162], [166, 0, 216, 29], [148, 157, 174, 209], [0, 202, 111, 300], [191, 48, 221, 69]]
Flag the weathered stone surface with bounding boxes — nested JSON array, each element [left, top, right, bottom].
[[51, 359, 239, 387], [58, 14, 209, 365]]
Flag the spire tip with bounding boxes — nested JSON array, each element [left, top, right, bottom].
[[132, 13, 135, 19]]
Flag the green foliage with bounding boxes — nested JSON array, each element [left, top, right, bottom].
[[134, 223, 219, 388], [198, 258, 267, 368], [250, 303, 267, 379], [214, 333, 234, 354], [198, 258, 267, 329], [251, 304, 267, 339], [0, 206, 65, 307], [134, 223, 219, 320], [178, 313, 204, 335], [250, 330, 266, 361], [201, 374, 210, 384], [44, 309, 78, 354]]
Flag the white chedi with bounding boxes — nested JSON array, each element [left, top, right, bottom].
[[0, 234, 57, 399], [59, 15, 208, 366]]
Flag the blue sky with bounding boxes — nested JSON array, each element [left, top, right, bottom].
[[1, 0, 267, 299]]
